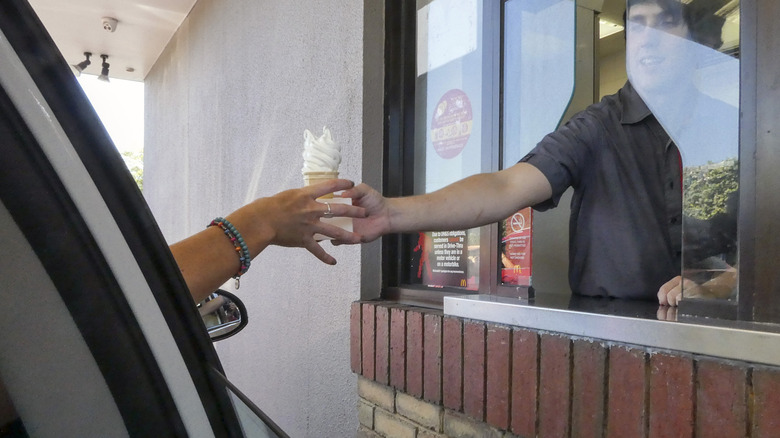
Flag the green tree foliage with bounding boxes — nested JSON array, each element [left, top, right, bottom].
[[121, 150, 143, 191], [683, 158, 738, 220]]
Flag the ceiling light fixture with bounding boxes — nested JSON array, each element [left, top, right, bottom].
[[71, 52, 92, 76], [599, 18, 625, 39], [97, 54, 110, 83]]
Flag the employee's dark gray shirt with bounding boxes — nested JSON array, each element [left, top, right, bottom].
[[522, 81, 682, 299]]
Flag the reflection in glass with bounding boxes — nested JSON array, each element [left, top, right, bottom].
[[502, 0, 575, 166], [410, 0, 487, 290], [626, 0, 740, 302], [500, 0, 575, 287]]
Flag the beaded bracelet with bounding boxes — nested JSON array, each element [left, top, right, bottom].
[[208, 217, 251, 289]]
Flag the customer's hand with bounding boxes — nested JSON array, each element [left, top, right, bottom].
[[227, 179, 365, 265], [172, 179, 366, 302]]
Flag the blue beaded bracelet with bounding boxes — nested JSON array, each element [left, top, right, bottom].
[[208, 217, 251, 289]]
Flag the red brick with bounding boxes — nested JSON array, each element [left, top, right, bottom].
[[350, 302, 362, 374], [463, 321, 486, 421], [443, 316, 463, 411], [423, 312, 443, 404], [572, 340, 607, 438], [361, 303, 375, 380], [389, 307, 407, 390], [375, 305, 390, 385], [752, 366, 780, 437], [510, 329, 538, 437], [649, 353, 694, 438], [406, 310, 424, 398], [539, 334, 571, 438], [696, 359, 747, 438], [607, 346, 647, 438], [485, 324, 511, 430]]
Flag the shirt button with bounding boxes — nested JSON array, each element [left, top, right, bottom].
[[668, 181, 675, 189], [670, 217, 678, 224]]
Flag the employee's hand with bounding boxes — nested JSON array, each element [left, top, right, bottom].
[[338, 183, 392, 244], [657, 275, 702, 306], [658, 268, 738, 307]]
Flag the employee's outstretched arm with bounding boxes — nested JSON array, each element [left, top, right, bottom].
[[341, 162, 552, 243]]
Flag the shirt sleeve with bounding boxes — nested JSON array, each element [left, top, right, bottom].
[[519, 110, 604, 211]]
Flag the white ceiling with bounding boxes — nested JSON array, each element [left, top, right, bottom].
[[26, 0, 626, 83], [28, 0, 197, 82]]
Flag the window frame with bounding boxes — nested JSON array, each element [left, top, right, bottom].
[[381, 0, 508, 306], [377, 0, 780, 327], [380, 0, 578, 306], [728, 0, 780, 323]]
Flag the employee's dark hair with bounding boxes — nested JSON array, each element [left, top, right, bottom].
[[625, 0, 727, 49]]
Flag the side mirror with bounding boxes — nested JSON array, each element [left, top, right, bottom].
[[197, 289, 248, 341]]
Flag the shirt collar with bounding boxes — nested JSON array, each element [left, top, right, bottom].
[[620, 81, 653, 124]]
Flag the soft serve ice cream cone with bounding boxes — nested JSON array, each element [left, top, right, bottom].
[[302, 126, 341, 198], [301, 126, 352, 239]]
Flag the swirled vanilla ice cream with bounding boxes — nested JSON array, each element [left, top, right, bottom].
[[301, 126, 352, 239], [302, 126, 341, 198]]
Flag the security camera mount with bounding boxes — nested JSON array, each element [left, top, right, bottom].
[[102, 17, 118, 33]]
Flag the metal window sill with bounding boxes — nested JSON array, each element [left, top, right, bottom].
[[444, 294, 780, 366]]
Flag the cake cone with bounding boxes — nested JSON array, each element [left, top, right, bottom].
[[303, 171, 339, 198]]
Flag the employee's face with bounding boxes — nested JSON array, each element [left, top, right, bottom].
[[626, 2, 696, 94]]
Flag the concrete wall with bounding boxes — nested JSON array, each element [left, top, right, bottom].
[[143, 0, 364, 436]]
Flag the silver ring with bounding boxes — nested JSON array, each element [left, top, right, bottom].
[[323, 202, 334, 218]]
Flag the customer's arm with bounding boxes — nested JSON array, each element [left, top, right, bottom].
[[342, 162, 552, 243], [171, 179, 365, 303]]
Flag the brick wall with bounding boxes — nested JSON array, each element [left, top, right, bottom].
[[350, 301, 780, 438]]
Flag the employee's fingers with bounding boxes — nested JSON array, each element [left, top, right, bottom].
[[657, 276, 682, 306]]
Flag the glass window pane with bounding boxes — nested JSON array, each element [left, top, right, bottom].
[[626, 0, 740, 303], [500, 0, 575, 287], [227, 390, 280, 438], [410, 0, 488, 290]]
